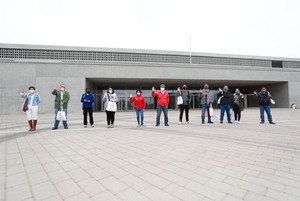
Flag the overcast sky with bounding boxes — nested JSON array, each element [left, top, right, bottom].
[[0, 0, 299, 58]]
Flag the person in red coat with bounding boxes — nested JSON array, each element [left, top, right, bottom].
[[130, 89, 146, 127], [152, 84, 170, 126]]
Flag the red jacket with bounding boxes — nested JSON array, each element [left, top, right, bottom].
[[152, 91, 169, 106], [130, 95, 145, 109]]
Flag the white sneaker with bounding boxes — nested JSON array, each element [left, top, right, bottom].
[[178, 121, 182, 125], [234, 120, 237, 124], [137, 124, 141, 127], [84, 125, 87, 128], [91, 125, 94, 128], [187, 121, 191, 124], [238, 121, 241, 124]]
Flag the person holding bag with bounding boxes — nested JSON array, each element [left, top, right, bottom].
[[103, 87, 118, 128], [254, 87, 276, 124], [20, 86, 41, 131], [176, 84, 191, 125], [199, 84, 214, 124], [52, 84, 70, 130]]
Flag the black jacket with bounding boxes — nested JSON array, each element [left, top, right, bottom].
[[218, 91, 232, 105], [256, 92, 272, 106]]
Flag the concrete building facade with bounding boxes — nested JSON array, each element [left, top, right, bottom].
[[0, 43, 300, 115]]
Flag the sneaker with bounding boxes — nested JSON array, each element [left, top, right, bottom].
[[202, 121, 205, 124], [220, 121, 223, 124], [64, 127, 68, 129], [260, 122, 264, 124], [228, 122, 233, 124], [84, 125, 87, 128], [208, 121, 214, 124], [165, 124, 169, 126], [234, 120, 237, 123], [107, 125, 110, 128], [137, 124, 141, 127], [91, 125, 94, 128], [238, 121, 241, 124], [178, 121, 182, 125], [52, 127, 58, 130], [155, 124, 159, 127], [110, 124, 114, 128], [187, 121, 191, 124], [269, 122, 276, 124], [141, 124, 146, 127]]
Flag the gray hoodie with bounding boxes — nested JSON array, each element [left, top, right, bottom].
[[176, 90, 191, 105]]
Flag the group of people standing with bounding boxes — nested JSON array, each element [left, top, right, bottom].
[[20, 83, 276, 131]]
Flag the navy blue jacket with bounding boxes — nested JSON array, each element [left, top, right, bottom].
[[81, 93, 94, 108]]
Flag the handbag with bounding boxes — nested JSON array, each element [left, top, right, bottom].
[[22, 97, 29, 112], [56, 107, 67, 121], [177, 91, 183, 105], [209, 105, 214, 116], [270, 99, 275, 104], [106, 101, 117, 112], [217, 96, 222, 104]]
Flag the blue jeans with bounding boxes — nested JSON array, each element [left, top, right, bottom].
[[54, 108, 68, 128], [135, 108, 144, 125], [260, 105, 273, 123], [201, 103, 211, 122], [220, 104, 231, 122], [156, 105, 168, 125]]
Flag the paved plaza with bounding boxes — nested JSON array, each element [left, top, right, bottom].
[[0, 108, 300, 201]]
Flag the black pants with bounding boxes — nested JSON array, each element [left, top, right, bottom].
[[233, 104, 241, 121], [179, 105, 189, 122], [83, 107, 94, 125], [106, 111, 115, 125]]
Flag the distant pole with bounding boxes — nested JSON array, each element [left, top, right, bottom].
[[189, 36, 192, 64]]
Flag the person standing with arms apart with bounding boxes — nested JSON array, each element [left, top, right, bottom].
[[218, 85, 233, 124], [81, 88, 94, 128], [20, 86, 41, 131], [130, 89, 146, 127], [199, 84, 214, 124], [254, 87, 276, 124], [52, 84, 70, 130], [232, 88, 245, 124], [152, 84, 169, 127], [103, 87, 118, 128], [176, 84, 191, 125]]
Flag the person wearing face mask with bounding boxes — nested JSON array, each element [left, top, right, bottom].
[[218, 85, 233, 124], [103, 87, 118, 128], [254, 87, 276, 124], [232, 88, 245, 124], [152, 84, 170, 126], [199, 84, 214, 124], [81, 88, 95, 128], [52, 84, 70, 130], [20, 86, 41, 131], [176, 84, 191, 125], [130, 89, 146, 127]]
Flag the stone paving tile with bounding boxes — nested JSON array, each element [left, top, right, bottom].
[[55, 179, 83, 200], [92, 190, 122, 201], [31, 181, 58, 201], [120, 174, 150, 192], [99, 176, 129, 194], [117, 188, 152, 201], [164, 183, 204, 201], [67, 168, 91, 182], [6, 184, 32, 201], [77, 177, 106, 197], [64, 193, 92, 201], [141, 186, 181, 201]]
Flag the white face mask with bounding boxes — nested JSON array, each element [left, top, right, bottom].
[[137, 93, 141, 96], [60, 87, 65, 91], [160, 88, 165, 91], [29, 89, 35, 93], [109, 90, 113, 93]]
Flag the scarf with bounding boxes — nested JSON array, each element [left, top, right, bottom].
[[203, 89, 211, 104]]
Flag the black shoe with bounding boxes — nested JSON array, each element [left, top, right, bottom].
[[52, 127, 58, 130], [64, 127, 68, 129], [260, 122, 265, 124], [202, 121, 205, 124], [208, 121, 214, 124], [155, 124, 159, 127], [165, 124, 169, 126], [228, 122, 233, 124], [220, 121, 223, 124], [269, 122, 276, 124]]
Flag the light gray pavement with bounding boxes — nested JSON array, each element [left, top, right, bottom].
[[1, 108, 300, 201]]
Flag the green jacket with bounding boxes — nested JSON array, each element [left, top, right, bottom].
[[52, 89, 70, 109]]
